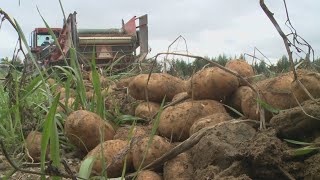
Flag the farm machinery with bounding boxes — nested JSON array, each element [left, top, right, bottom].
[[29, 12, 148, 68]]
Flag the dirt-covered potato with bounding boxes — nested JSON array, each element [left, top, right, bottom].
[[116, 76, 134, 89], [132, 135, 171, 170], [55, 87, 75, 100], [25, 131, 48, 162], [164, 153, 193, 180], [241, 72, 297, 121], [105, 91, 138, 116], [189, 113, 232, 135], [64, 110, 115, 152], [114, 125, 148, 141], [128, 73, 186, 102], [225, 59, 254, 85], [228, 86, 252, 112], [135, 101, 160, 120], [187, 67, 239, 101], [137, 170, 162, 180], [86, 140, 132, 178], [171, 92, 190, 102], [86, 90, 94, 101], [158, 100, 226, 141], [47, 78, 55, 86], [291, 70, 320, 103], [57, 97, 76, 113]]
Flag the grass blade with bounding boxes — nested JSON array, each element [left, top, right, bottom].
[[79, 156, 97, 179], [40, 93, 61, 179]]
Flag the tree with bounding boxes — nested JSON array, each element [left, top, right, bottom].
[[276, 55, 290, 72]]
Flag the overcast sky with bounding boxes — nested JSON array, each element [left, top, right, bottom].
[[0, 0, 319, 63]]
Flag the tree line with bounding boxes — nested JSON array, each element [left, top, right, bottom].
[[165, 54, 320, 78]]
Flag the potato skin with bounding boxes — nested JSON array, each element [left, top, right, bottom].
[[189, 113, 232, 135], [64, 110, 115, 152], [86, 140, 133, 178], [225, 59, 254, 85], [291, 70, 320, 103], [241, 72, 297, 121], [158, 100, 226, 141], [114, 125, 147, 141], [228, 86, 252, 112], [137, 170, 162, 180], [135, 101, 160, 120], [132, 135, 171, 170], [187, 67, 239, 101], [128, 73, 186, 102], [171, 92, 190, 102], [116, 76, 134, 88], [164, 153, 193, 180], [25, 131, 48, 162]]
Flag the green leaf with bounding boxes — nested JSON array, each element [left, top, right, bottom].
[[284, 139, 314, 145], [289, 146, 318, 156], [79, 156, 97, 179], [40, 93, 61, 180], [256, 98, 280, 113], [222, 104, 244, 117], [91, 47, 104, 117]]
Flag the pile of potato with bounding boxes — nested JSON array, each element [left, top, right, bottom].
[[25, 60, 320, 179]]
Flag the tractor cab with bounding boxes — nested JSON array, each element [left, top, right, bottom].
[[29, 28, 62, 63], [30, 28, 62, 53]]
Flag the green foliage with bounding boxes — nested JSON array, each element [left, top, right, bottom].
[[285, 139, 320, 156]]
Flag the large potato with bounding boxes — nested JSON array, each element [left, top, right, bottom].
[[291, 70, 320, 103], [132, 135, 171, 170], [163, 153, 193, 180], [25, 131, 48, 162], [189, 113, 232, 135], [128, 73, 186, 102], [116, 76, 134, 89], [241, 72, 297, 121], [225, 59, 254, 85], [158, 100, 226, 141], [86, 140, 133, 178], [114, 125, 148, 141], [228, 86, 252, 112], [135, 101, 160, 120], [64, 110, 115, 152], [137, 170, 162, 180], [187, 67, 239, 101]]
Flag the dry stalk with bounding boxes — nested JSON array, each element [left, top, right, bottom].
[[260, 0, 315, 103]]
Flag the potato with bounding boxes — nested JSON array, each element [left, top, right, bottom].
[[55, 87, 75, 100], [135, 101, 160, 120], [228, 86, 252, 112], [291, 70, 320, 103], [172, 92, 190, 102], [128, 73, 186, 102], [114, 125, 148, 141], [132, 135, 171, 170], [25, 131, 48, 162], [57, 97, 76, 113], [64, 110, 115, 152], [137, 170, 162, 180], [86, 90, 94, 101], [225, 59, 254, 85], [116, 77, 134, 89], [189, 113, 232, 135], [47, 78, 55, 86], [86, 140, 133, 178], [241, 72, 297, 121], [187, 67, 239, 101], [158, 100, 226, 141], [164, 153, 193, 180]]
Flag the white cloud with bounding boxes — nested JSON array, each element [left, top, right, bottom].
[[0, 0, 319, 61]]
